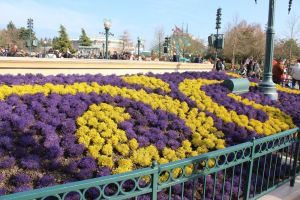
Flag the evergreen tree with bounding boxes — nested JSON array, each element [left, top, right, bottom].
[[52, 25, 74, 53], [19, 27, 36, 41], [7, 21, 16, 30], [78, 28, 92, 46]]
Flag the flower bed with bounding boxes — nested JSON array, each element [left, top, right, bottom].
[[0, 71, 299, 196]]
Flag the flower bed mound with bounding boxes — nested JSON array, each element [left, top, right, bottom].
[[0, 71, 299, 196]]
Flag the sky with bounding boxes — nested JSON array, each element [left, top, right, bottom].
[[0, 0, 299, 49]]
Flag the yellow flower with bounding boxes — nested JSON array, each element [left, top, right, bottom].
[[102, 144, 113, 156], [98, 155, 114, 168], [129, 139, 139, 150], [116, 144, 129, 156], [162, 148, 178, 162], [113, 158, 133, 174], [76, 117, 87, 126]]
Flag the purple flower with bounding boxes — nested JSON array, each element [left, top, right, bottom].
[[10, 173, 32, 186], [66, 161, 79, 174], [85, 187, 101, 199], [137, 136, 150, 147], [0, 156, 16, 168], [20, 155, 40, 169], [18, 134, 36, 147], [76, 169, 94, 180], [0, 136, 13, 150], [97, 167, 112, 177], [78, 157, 97, 170], [13, 185, 32, 193], [61, 120, 76, 134], [36, 175, 56, 188], [155, 140, 166, 151], [66, 144, 85, 157], [0, 187, 7, 195], [168, 139, 181, 150], [44, 159, 62, 171], [46, 146, 64, 159]]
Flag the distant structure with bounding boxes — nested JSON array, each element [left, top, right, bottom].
[[170, 24, 192, 58], [71, 35, 136, 57]]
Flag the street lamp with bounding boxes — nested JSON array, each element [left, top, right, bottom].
[[43, 39, 47, 57], [137, 37, 142, 59], [102, 19, 114, 59], [27, 18, 33, 56], [256, 0, 293, 100], [102, 43, 105, 59]]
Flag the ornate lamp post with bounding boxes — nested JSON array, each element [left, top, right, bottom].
[[27, 18, 33, 56], [137, 37, 141, 59], [257, 0, 293, 100], [102, 19, 113, 59]]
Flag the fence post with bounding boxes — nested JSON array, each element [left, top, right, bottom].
[[290, 132, 300, 187], [244, 138, 256, 200], [151, 161, 159, 200]]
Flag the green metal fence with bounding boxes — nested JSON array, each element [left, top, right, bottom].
[[1, 127, 299, 200]]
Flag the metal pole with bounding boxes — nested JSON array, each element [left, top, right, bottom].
[[43, 43, 46, 57], [105, 28, 109, 59], [138, 39, 140, 59], [102, 43, 105, 59], [215, 29, 219, 67], [27, 18, 33, 57], [258, 0, 278, 100], [158, 37, 161, 60], [29, 29, 32, 56]]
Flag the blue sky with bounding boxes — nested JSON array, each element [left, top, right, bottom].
[[1, 0, 299, 49]]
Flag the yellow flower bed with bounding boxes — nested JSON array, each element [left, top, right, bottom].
[[121, 75, 171, 92]]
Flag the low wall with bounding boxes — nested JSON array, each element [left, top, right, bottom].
[[0, 57, 213, 75]]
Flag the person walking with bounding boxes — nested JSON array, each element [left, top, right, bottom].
[[291, 59, 300, 89]]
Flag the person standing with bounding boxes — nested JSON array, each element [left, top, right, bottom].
[[253, 60, 261, 79], [291, 59, 300, 89], [215, 58, 223, 71], [272, 59, 285, 84]]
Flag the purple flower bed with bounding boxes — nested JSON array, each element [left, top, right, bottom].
[[0, 71, 299, 198]]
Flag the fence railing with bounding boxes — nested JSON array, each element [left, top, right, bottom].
[[1, 127, 299, 200]]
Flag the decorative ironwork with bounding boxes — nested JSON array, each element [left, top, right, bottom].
[[1, 128, 299, 200]]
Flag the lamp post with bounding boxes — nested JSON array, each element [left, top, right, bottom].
[[137, 37, 141, 59], [103, 19, 113, 59], [27, 18, 33, 56], [164, 37, 171, 61], [43, 40, 47, 57], [102, 43, 105, 59], [215, 8, 221, 64], [257, 0, 278, 100]]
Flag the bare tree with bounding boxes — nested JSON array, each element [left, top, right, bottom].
[[285, 13, 300, 65], [223, 15, 240, 64], [223, 19, 265, 64], [152, 26, 164, 59]]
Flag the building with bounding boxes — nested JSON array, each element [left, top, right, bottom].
[[71, 35, 137, 58]]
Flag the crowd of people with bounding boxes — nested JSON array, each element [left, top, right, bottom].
[[272, 58, 300, 89], [214, 56, 300, 90]]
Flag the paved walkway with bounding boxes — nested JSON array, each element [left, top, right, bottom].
[[259, 176, 300, 200]]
